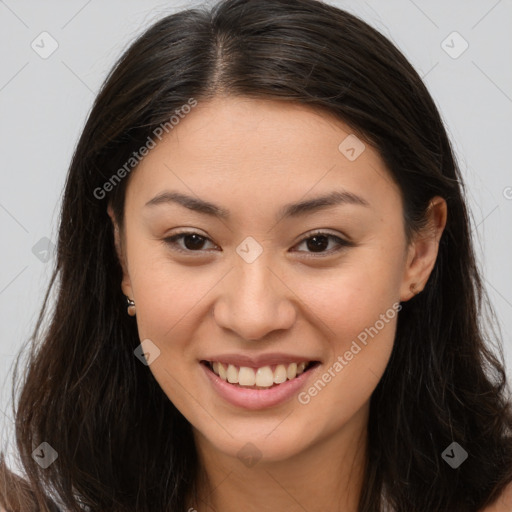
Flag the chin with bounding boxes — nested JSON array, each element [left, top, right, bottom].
[[193, 415, 323, 465]]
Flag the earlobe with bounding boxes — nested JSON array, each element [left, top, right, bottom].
[[400, 196, 447, 302]]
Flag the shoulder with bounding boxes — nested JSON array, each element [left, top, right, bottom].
[[480, 481, 512, 512]]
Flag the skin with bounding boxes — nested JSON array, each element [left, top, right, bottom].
[[482, 486, 512, 512], [108, 96, 449, 511]]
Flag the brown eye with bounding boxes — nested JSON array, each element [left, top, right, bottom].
[[164, 232, 217, 253], [293, 231, 352, 256], [163, 230, 352, 257]]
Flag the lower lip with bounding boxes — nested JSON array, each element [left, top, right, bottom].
[[201, 363, 319, 410]]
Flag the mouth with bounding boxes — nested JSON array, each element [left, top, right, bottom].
[[200, 360, 320, 390]]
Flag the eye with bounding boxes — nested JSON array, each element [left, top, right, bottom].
[[163, 231, 218, 254], [292, 230, 353, 257], [163, 230, 352, 256]]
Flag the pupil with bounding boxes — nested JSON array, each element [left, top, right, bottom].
[[184, 234, 205, 250], [307, 235, 328, 252]]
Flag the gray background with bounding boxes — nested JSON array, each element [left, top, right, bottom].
[[1, 0, 511, 473]]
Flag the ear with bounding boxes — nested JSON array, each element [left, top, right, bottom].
[[400, 196, 447, 302], [107, 204, 133, 299]]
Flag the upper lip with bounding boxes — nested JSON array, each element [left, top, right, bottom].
[[201, 353, 319, 368]]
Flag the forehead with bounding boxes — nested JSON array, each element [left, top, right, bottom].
[[125, 96, 401, 218]]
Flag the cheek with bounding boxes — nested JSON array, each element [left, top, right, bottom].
[[295, 251, 403, 348], [294, 267, 400, 437], [302, 281, 398, 391], [127, 255, 214, 415], [290, 251, 401, 413], [128, 244, 215, 342]]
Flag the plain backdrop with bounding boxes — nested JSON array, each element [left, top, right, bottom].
[[1, 0, 511, 472]]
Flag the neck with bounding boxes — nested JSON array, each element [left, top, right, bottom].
[[190, 404, 369, 512]]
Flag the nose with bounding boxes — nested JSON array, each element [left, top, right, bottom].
[[212, 257, 297, 342]]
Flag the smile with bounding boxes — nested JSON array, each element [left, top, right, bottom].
[[202, 360, 318, 389], [200, 357, 321, 409]]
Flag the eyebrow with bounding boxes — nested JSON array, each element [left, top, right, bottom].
[[144, 189, 370, 221]]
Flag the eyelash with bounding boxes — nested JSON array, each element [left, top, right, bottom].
[[163, 230, 352, 257]]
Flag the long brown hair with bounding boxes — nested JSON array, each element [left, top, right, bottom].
[[1, 0, 512, 510]]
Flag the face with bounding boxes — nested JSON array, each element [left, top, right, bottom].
[[110, 96, 445, 464]]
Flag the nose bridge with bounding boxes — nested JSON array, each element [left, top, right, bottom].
[[213, 244, 296, 341], [234, 235, 279, 304], [237, 255, 277, 307]]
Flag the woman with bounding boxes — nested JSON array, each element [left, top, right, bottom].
[[1, 0, 511, 510]]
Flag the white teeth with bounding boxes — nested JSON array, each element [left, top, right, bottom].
[[255, 366, 274, 387], [218, 362, 227, 380], [238, 367, 256, 386], [226, 364, 239, 384], [273, 364, 287, 383], [209, 361, 312, 387], [287, 362, 297, 380]]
